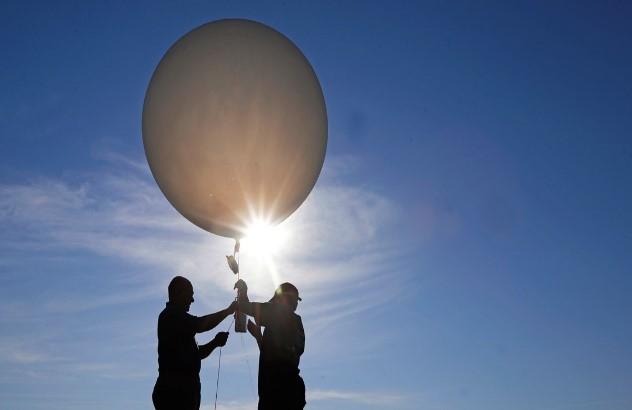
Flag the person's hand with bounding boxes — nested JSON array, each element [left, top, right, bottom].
[[234, 279, 248, 293], [226, 300, 237, 314], [247, 319, 261, 339], [213, 331, 229, 347]]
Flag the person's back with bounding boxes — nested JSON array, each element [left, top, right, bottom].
[[235, 280, 306, 410], [152, 276, 234, 410], [257, 302, 305, 409], [157, 303, 201, 375], [154, 302, 202, 410]]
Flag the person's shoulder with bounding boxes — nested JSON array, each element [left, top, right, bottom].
[[158, 305, 169, 318], [273, 303, 296, 316], [160, 304, 196, 320], [184, 311, 198, 321], [261, 302, 292, 319]]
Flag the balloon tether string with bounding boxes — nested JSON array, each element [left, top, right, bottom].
[[214, 238, 241, 410], [214, 315, 235, 410]]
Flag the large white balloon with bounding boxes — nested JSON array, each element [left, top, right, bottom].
[[143, 19, 327, 238]]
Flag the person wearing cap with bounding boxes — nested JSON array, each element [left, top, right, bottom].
[[234, 279, 306, 410], [152, 276, 237, 410]]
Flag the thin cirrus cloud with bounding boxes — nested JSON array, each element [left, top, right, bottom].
[[0, 152, 412, 408], [0, 152, 405, 312], [203, 388, 407, 410], [0, 342, 55, 365], [307, 388, 407, 406]]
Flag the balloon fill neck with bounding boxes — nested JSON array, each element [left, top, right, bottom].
[[228, 239, 247, 333], [225, 239, 240, 275]]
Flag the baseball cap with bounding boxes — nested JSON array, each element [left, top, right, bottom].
[[270, 282, 302, 302]]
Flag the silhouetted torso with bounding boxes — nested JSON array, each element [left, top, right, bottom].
[[256, 303, 305, 410], [157, 302, 200, 374], [153, 302, 201, 410]]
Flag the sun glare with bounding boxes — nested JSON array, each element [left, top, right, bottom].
[[242, 220, 289, 257]]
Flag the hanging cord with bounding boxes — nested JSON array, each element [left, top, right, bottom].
[[241, 332, 257, 399], [213, 343, 223, 410], [216, 239, 259, 408], [235, 242, 256, 399], [214, 238, 241, 410], [214, 316, 235, 410]]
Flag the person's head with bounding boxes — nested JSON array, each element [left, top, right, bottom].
[[168, 276, 194, 311], [270, 282, 301, 312]]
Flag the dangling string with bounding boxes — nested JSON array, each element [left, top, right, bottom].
[[241, 332, 257, 399], [213, 315, 235, 410], [213, 344, 223, 410], [214, 238, 241, 410], [215, 238, 258, 408]]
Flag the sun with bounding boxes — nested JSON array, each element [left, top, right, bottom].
[[242, 219, 289, 257]]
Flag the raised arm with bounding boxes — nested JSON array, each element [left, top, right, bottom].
[[234, 279, 251, 313], [236, 298, 259, 317], [196, 301, 236, 333], [247, 319, 263, 350], [234, 279, 267, 324]]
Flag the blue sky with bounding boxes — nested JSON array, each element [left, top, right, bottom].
[[1, 1, 632, 409]]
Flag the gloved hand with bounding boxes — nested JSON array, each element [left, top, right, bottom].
[[213, 331, 229, 347], [234, 279, 249, 305], [234, 279, 248, 293]]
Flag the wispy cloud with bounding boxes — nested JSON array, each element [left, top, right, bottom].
[[308, 388, 408, 406], [0, 344, 58, 365], [0, 153, 406, 314], [61, 361, 150, 380], [201, 401, 258, 410], [202, 388, 408, 410], [0, 334, 152, 382], [0, 152, 409, 398]]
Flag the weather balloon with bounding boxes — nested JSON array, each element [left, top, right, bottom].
[[143, 19, 327, 238]]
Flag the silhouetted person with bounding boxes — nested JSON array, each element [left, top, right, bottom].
[[152, 276, 236, 410], [234, 279, 306, 410]]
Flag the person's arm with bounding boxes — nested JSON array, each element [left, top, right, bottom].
[[247, 319, 263, 350], [234, 278, 253, 317], [236, 300, 267, 322], [198, 332, 229, 360], [234, 280, 268, 325], [196, 301, 237, 333]]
